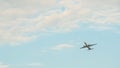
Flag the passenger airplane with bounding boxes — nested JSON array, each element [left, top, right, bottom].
[[80, 42, 96, 50]]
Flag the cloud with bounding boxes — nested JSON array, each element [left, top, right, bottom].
[[8, 62, 44, 68], [60, 0, 120, 23], [0, 62, 9, 68], [88, 25, 112, 31], [51, 44, 74, 50], [27, 62, 44, 67], [0, 0, 120, 44]]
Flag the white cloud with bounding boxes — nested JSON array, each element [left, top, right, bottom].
[[27, 62, 43, 67], [89, 25, 112, 31], [51, 44, 74, 50], [0, 62, 9, 68], [0, 0, 120, 44]]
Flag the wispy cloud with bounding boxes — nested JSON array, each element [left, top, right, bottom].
[[0, 62, 9, 68], [8, 62, 44, 68], [0, 0, 120, 44], [88, 25, 112, 31], [27, 62, 44, 67], [51, 44, 74, 50]]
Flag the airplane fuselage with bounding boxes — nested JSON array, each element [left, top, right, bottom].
[[84, 45, 92, 50]]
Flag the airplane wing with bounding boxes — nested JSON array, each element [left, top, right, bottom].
[[88, 44, 96, 46], [80, 46, 86, 49]]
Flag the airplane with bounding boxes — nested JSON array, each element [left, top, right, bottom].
[[80, 42, 96, 50]]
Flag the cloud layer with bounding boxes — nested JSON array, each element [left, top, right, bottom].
[[0, 0, 120, 44]]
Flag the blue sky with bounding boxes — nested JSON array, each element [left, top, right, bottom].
[[0, 0, 120, 68]]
